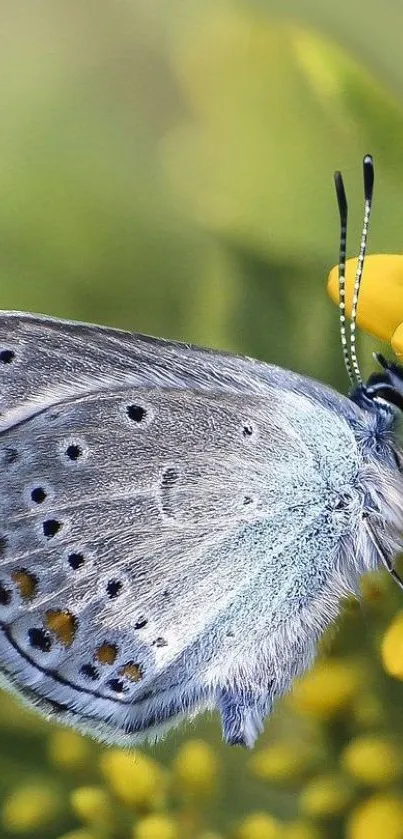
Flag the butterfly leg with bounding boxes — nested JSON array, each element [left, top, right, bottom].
[[217, 686, 272, 748]]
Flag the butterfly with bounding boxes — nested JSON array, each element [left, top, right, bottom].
[[0, 154, 402, 749]]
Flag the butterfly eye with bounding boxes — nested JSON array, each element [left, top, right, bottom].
[[242, 423, 254, 438]]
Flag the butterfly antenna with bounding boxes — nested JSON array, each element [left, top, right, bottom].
[[334, 168, 355, 386], [349, 154, 375, 385]]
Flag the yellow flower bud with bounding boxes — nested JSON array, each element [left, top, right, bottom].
[[236, 812, 284, 839], [327, 254, 403, 351], [2, 783, 61, 833], [48, 729, 92, 770], [172, 739, 219, 796], [381, 611, 403, 679], [346, 794, 403, 839], [133, 814, 179, 839], [288, 659, 361, 719], [70, 786, 112, 825], [100, 748, 167, 810], [341, 736, 401, 786], [299, 775, 352, 818], [249, 743, 312, 784]]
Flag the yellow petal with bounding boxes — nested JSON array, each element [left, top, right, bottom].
[[249, 743, 312, 784], [172, 739, 219, 796], [327, 254, 403, 343], [100, 748, 167, 809], [391, 321, 403, 359], [47, 730, 92, 771], [235, 812, 284, 839], [70, 787, 112, 825], [133, 814, 179, 839], [381, 610, 403, 679], [299, 774, 353, 817], [287, 659, 362, 719], [1, 784, 61, 832], [346, 794, 403, 839], [341, 736, 402, 785]]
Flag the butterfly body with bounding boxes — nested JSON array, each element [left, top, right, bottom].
[[0, 312, 402, 747]]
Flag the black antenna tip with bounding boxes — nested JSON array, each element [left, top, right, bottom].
[[363, 154, 374, 201], [334, 170, 348, 225]]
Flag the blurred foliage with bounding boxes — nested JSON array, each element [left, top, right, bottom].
[[1, 1, 403, 838]]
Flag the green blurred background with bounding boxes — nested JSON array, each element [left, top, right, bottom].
[[2, 2, 403, 839]]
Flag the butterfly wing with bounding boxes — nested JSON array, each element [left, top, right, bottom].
[[0, 311, 360, 430], [0, 313, 360, 745]]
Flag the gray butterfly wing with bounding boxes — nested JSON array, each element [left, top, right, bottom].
[[0, 313, 359, 745], [0, 311, 359, 430]]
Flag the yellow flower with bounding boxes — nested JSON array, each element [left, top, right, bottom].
[[249, 743, 312, 784], [381, 611, 403, 679], [133, 814, 179, 839], [283, 823, 322, 839], [341, 736, 401, 786], [236, 812, 284, 839], [299, 775, 352, 818], [100, 748, 167, 810], [287, 659, 361, 719], [172, 738, 219, 796], [70, 786, 112, 825], [346, 794, 403, 839], [327, 254, 403, 358], [1, 783, 61, 833], [48, 729, 92, 770]]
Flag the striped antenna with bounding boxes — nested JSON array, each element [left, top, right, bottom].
[[333, 155, 375, 386], [334, 169, 354, 386], [349, 154, 374, 384]]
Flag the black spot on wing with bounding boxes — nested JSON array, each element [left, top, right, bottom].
[[0, 349, 15, 364]]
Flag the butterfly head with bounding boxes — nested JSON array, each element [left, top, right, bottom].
[[332, 154, 403, 420]]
